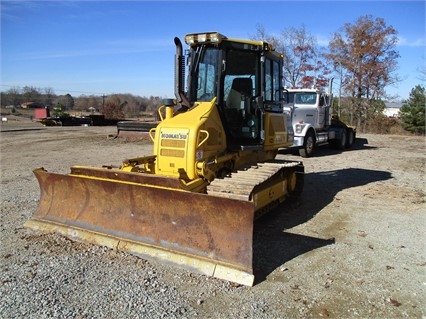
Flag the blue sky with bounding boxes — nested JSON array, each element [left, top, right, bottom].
[[1, 1, 425, 101]]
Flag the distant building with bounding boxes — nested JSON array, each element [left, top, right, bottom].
[[21, 102, 44, 109], [384, 101, 403, 118]]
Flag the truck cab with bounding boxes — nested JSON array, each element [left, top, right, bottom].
[[284, 87, 355, 157], [285, 88, 331, 130]]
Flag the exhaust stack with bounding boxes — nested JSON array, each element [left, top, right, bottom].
[[174, 37, 185, 103]]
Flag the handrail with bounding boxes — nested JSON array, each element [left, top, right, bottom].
[[148, 128, 156, 142], [197, 130, 209, 148]]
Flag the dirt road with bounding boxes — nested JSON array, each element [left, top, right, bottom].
[[1, 120, 425, 318]]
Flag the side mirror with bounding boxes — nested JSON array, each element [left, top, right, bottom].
[[281, 87, 289, 104]]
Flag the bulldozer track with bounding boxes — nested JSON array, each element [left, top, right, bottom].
[[207, 160, 301, 202]]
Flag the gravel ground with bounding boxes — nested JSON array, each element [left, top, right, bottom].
[[0, 118, 425, 318]]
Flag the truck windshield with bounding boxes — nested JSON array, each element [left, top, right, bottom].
[[294, 93, 317, 105], [191, 47, 219, 102]]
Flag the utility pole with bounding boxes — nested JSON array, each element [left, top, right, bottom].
[[338, 61, 342, 118]]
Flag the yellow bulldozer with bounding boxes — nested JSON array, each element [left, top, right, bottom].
[[25, 32, 304, 286]]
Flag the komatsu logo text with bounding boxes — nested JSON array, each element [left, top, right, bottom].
[[161, 133, 187, 139]]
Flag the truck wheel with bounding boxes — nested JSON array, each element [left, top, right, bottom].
[[337, 129, 346, 150], [346, 128, 355, 148], [299, 131, 315, 157]]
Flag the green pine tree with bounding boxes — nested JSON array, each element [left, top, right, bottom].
[[400, 85, 425, 135], [52, 103, 69, 117]]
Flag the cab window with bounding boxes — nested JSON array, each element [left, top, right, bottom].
[[264, 58, 282, 112]]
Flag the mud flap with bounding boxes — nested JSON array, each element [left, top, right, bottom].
[[25, 168, 255, 286]]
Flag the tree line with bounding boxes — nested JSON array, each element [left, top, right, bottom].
[[0, 86, 163, 119]]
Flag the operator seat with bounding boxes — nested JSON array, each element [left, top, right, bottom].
[[226, 77, 253, 109], [225, 78, 255, 140]]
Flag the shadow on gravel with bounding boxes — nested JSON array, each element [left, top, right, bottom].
[[252, 167, 392, 284], [279, 137, 377, 158]]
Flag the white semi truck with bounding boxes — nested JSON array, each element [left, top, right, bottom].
[[284, 82, 356, 157]]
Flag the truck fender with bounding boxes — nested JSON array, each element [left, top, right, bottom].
[[295, 125, 316, 158], [294, 122, 315, 139]]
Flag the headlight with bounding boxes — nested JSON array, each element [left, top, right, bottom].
[[184, 32, 225, 45]]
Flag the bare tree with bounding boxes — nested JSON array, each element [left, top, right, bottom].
[[58, 93, 75, 110], [74, 95, 102, 112], [101, 95, 125, 119], [22, 86, 42, 103], [73, 96, 88, 111], [87, 96, 100, 111], [1, 86, 22, 107], [252, 24, 329, 88], [280, 25, 322, 88], [43, 87, 55, 106], [251, 24, 280, 48], [327, 15, 400, 129], [123, 102, 140, 118]]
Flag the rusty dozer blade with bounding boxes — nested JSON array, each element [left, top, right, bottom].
[[25, 167, 255, 286]]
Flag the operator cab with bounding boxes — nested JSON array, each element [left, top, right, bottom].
[[184, 32, 284, 151]]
